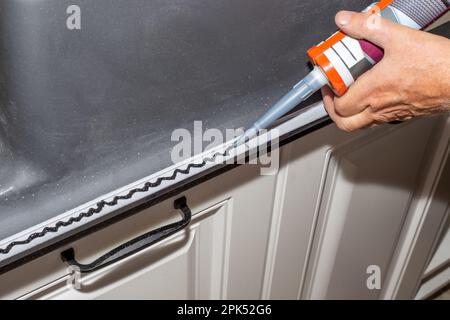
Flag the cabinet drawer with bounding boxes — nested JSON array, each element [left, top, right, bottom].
[[23, 199, 230, 300], [0, 164, 278, 300], [0, 196, 209, 299]]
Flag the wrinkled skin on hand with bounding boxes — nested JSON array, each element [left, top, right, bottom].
[[322, 11, 450, 132]]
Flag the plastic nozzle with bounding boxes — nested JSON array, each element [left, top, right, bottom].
[[236, 67, 327, 146]]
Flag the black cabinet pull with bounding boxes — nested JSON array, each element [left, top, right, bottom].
[[61, 197, 192, 273]]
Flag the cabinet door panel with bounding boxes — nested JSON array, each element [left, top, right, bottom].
[[306, 119, 436, 299], [262, 128, 346, 299]]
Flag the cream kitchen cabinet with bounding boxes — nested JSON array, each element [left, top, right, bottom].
[[263, 115, 450, 300], [0, 163, 279, 300], [264, 117, 450, 299], [0, 115, 448, 300]]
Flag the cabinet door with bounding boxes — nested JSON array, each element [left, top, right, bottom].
[[303, 118, 441, 299], [262, 116, 445, 300], [10, 163, 277, 300]]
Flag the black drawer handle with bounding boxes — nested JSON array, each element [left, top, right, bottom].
[[61, 197, 192, 273]]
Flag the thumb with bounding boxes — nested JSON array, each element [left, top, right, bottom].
[[335, 10, 400, 49]]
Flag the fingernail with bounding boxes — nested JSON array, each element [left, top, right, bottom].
[[337, 11, 353, 26]]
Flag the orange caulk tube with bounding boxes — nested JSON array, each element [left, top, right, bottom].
[[307, 0, 394, 95], [237, 0, 449, 145]]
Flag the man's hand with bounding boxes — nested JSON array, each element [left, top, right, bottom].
[[322, 11, 450, 132]]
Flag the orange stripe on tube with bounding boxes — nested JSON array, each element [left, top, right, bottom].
[[316, 31, 346, 52], [376, 0, 395, 11], [307, 46, 347, 96]]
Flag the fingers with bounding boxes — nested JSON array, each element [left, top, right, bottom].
[[322, 86, 374, 132], [322, 10, 416, 131], [322, 86, 335, 114], [333, 61, 406, 117], [335, 11, 402, 49], [333, 67, 378, 117]]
